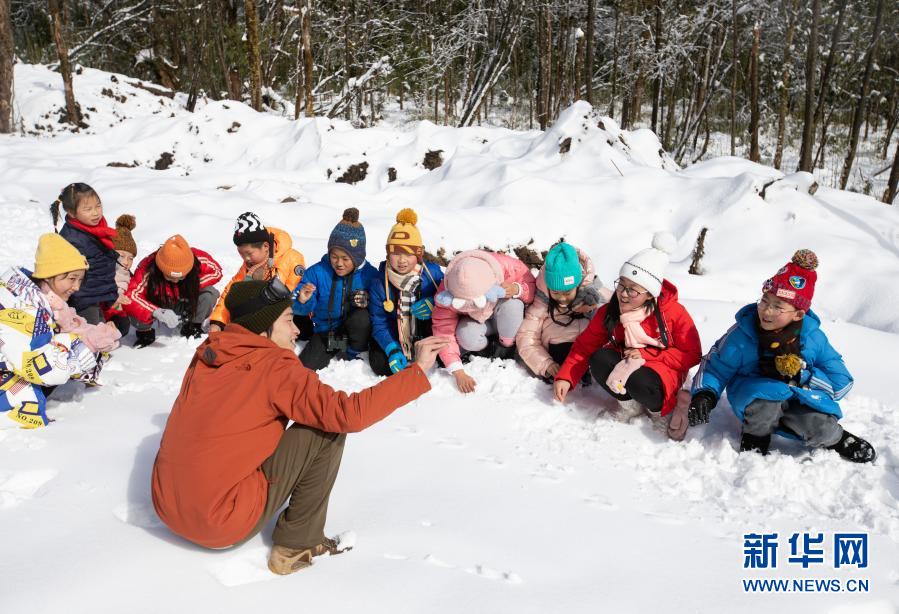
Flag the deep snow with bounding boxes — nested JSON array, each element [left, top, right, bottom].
[[1, 64, 898, 613]]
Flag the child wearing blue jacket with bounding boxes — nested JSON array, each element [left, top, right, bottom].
[[368, 209, 444, 376], [293, 208, 378, 370], [688, 250, 875, 463]]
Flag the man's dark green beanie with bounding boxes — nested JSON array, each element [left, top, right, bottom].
[[225, 280, 292, 334]]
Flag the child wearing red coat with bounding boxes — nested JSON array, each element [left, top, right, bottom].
[[554, 232, 702, 440]]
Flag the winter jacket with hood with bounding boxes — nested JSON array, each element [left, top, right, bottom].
[[692, 304, 852, 421], [516, 248, 612, 377], [368, 260, 444, 354], [151, 324, 431, 548], [432, 251, 536, 368], [210, 227, 306, 326], [555, 280, 702, 415], [291, 254, 378, 334], [124, 248, 223, 325]]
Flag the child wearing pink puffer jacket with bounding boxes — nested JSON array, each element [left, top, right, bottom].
[[516, 242, 612, 382], [432, 249, 536, 393]]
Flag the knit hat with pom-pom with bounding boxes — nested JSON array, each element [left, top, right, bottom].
[[618, 232, 677, 298], [327, 207, 366, 268], [112, 214, 138, 256], [763, 249, 818, 311], [386, 208, 423, 258]]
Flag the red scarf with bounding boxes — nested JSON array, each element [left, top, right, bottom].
[[66, 215, 117, 250]]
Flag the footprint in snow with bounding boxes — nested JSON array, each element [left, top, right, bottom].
[[112, 502, 165, 529], [395, 425, 421, 436], [424, 554, 455, 568], [465, 564, 523, 584], [582, 494, 618, 511], [477, 455, 507, 468], [437, 437, 466, 449], [208, 546, 275, 587], [0, 468, 57, 509], [642, 511, 687, 526]]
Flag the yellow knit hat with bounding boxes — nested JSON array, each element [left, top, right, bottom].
[[155, 234, 195, 279], [386, 208, 423, 257], [33, 233, 89, 279]]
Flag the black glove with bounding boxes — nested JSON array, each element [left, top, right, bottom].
[[350, 289, 369, 309], [134, 328, 156, 349], [688, 390, 718, 426]]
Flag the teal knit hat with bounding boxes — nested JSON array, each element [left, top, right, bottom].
[[544, 242, 582, 291]]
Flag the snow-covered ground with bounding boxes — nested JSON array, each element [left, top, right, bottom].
[[1, 64, 898, 613]]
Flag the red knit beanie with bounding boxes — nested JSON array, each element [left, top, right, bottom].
[[762, 249, 818, 311]]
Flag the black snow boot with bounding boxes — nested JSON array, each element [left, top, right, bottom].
[[492, 342, 516, 361], [180, 322, 204, 339], [827, 430, 876, 463], [134, 328, 156, 348], [740, 432, 771, 455]]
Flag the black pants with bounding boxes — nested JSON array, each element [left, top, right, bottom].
[[518, 342, 574, 380], [368, 319, 433, 377], [590, 348, 664, 412], [299, 308, 371, 371], [77, 302, 131, 337]]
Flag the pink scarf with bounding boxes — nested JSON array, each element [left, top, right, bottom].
[[606, 308, 662, 395], [40, 283, 121, 353]]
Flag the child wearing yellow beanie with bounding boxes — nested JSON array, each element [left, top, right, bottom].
[[0, 234, 118, 427], [368, 209, 444, 376]]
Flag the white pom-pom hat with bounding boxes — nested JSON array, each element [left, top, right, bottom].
[[618, 231, 677, 297]]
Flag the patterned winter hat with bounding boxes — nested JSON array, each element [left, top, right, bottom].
[[112, 214, 137, 256], [619, 232, 677, 298], [156, 235, 195, 280], [225, 280, 292, 334], [763, 249, 818, 311], [233, 212, 270, 246], [328, 207, 366, 268], [386, 208, 424, 258], [544, 242, 582, 292]]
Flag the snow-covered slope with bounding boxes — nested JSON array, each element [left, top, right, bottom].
[[1, 65, 897, 613]]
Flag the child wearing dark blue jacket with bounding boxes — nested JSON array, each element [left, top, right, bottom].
[[688, 250, 875, 463], [293, 208, 378, 370], [51, 183, 121, 325], [368, 209, 444, 376]]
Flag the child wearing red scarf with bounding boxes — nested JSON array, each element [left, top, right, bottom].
[[52, 183, 122, 325]]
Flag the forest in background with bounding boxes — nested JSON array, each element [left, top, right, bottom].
[[1, 0, 897, 202]]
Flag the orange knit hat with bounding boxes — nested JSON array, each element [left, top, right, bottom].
[[155, 235, 195, 279]]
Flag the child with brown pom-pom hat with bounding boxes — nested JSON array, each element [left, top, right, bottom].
[[103, 214, 138, 335], [688, 249, 875, 463], [291, 208, 379, 370]]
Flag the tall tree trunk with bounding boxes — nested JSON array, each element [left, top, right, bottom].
[[609, 5, 619, 118], [797, 0, 820, 172], [749, 21, 761, 162], [812, 0, 848, 136], [651, 0, 662, 134], [729, 0, 738, 155], [772, 0, 800, 169], [574, 27, 585, 102], [0, 0, 13, 133], [244, 0, 263, 111], [839, 0, 885, 190], [48, 0, 81, 126], [302, 0, 314, 116], [584, 0, 594, 105], [884, 136, 899, 204], [537, 3, 551, 129]]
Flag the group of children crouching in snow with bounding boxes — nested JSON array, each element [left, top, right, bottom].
[[0, 182, 875, 464]]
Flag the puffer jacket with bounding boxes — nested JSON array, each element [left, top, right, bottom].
[[516, 248, 612, 377]]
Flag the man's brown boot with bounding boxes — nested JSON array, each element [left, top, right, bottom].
[[268, 537, 352, 575]]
